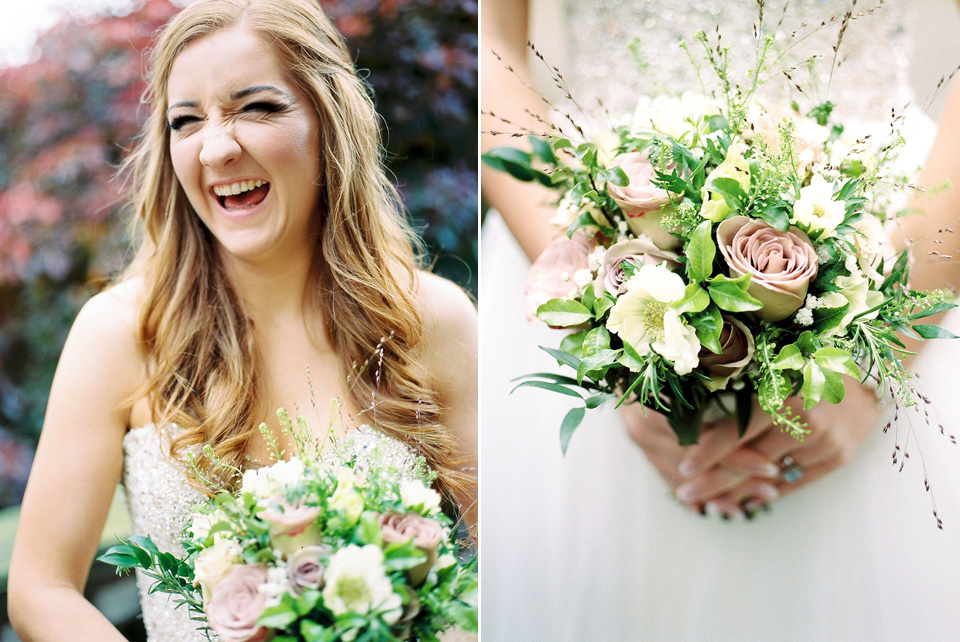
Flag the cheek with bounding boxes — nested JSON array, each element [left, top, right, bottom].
[[169, 140, 198, 195]]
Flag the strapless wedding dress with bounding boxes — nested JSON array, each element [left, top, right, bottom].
[[481, 1, 960, 640], [122, 423, 423, 641]]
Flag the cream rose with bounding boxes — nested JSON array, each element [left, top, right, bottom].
[[596, 238, 680, 295], [851, 214, 893, 284], [206, 564, 270, 642], [194, 539, 238, 604], [525, 229, 592, 320], [607, 152, 679, 249], [378, 512, 444, 586], [698, 316, 755, 391], [717, 216, 819, 322], [792, 174, 845, 237]]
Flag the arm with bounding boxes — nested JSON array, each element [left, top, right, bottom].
[[481, 0, 556, 261], [8, 285, 143, 640], [415, 272, 479, 536]]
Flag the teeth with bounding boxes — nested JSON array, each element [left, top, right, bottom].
[[213, 179, 266, 197]]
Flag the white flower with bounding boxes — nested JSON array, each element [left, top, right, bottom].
[[851, 214, 894, 284], [240, 457, 306, 497], [792, 175, 845, 237], [329, 469, 365, 526], [605, 263, 701, 375], [826, 257, 884, 335], [189, 508, 229, 542], [400, 480, 442, 516], [322, 545, 402, 623], [194, 539, 238, 604], [632, 93, 720, 141], [260, 564, 292, 608], [572, 268, 594, 289], [551, 191, 611, 230], [434, 553, 457, 571], [794, 308, 814, 326]]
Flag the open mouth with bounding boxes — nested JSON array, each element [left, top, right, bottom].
[[212, 179, 271, 210]]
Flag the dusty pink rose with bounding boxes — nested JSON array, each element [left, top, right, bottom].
[[525, 228, 592, 320], [206, 564, 270, 642], [717, 216, 819, 322], [287, 545, 326, 593], [259, 495, 321, 537], [607, 152, 679, 249], [698, 316, 755, 390], [379, 512, 444, 586], [597, 238, 680, 295]]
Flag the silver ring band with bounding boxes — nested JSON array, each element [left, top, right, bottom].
[[780, 455, 804, 483]]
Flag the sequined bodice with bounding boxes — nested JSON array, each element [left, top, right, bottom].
[[552, 0, 911, 122], [121, 423, 423, 641]]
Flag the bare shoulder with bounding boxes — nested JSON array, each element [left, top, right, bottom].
[[413, 271, 478, 353]]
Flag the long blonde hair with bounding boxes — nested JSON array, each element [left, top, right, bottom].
[[122, 0, 469, 503]]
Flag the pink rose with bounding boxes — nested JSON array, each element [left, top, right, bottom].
[[287, 545, 325, 593], [717, 216, 819, 322], [378, 512, 444, 586], [597, 238, 680, 295], [525, 228, 592, 320], [607, 152, 679, 249], [206, 564, 270, 642], [698, 316, 755, 390], [259, 494, 321, 538]]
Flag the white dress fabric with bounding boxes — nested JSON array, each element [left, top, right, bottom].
[[480, 1, 960, 640], [122, 423, 423, 641]]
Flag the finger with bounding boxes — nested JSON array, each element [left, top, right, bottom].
[[677, 398, 779, 478], [674, 465, 749, 504], [774, 452, 843, 498], [698, 478, 781, 520], [715, 447, 781, 479]]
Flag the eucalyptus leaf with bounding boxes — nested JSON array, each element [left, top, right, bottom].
[[511, 380, 584, 399]]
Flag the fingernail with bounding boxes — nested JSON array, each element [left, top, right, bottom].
[[678, 459, 697, 478], [725, 508, 745, 521], [704, 501, 722, 518], [744, 498, 767, 513], [758, 484, 780, 501], [751, 462, 781, 478], [675, 483, 696, 503]]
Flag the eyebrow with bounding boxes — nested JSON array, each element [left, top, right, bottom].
[[166, 86, 290, 113]]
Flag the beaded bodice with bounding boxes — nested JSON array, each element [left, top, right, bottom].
[[121, 423, 423, 641], [549, 0, 911, 123]]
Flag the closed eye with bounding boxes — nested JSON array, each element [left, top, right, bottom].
[[167, 114, 201, 131], [243, 101, 284, 114]]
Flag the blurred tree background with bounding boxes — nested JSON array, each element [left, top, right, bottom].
[[0, 0, 478, 509]]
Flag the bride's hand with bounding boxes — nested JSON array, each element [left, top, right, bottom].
[[621, 377, 882, 518]]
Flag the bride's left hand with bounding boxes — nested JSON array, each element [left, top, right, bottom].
[[672, 377, 883, 518]]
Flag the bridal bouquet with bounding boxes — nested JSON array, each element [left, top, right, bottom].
[[100, 414, 477, 642], [483, 32, 955, 450]]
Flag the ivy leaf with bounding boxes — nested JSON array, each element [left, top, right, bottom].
[[772, 343, 804, 370], [674, 283, 711, 314], [687, 220, 716, 282], [536, 299, 592, 327], [813, 347, 860, 378], [708, 274, 763, 312]]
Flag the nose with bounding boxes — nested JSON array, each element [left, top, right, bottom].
[[198, 125, 241, 169]]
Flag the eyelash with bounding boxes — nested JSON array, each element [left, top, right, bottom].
[[166, 101, 286, 131]]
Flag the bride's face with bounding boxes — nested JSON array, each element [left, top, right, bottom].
[[166, 25, 322, 266]]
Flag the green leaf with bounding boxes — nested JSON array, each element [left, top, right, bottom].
[[812, 302, 850, 334], [536, 299, 592, 327], [801, 361, 825, 408], [692, 305, 724, 354], [585, 393, 615, 409], [708, 275, 763, 312], [559, 329, 589, 357], [761, 204, 791, 231], [707, 176, 746, 208], [580, 282, 596, 313], [576, 348, 620, 383], [819, 368, 846, 404], [772, 344, 804, 370], [295, 589, 323, 616], [687, 220, 716, 282], [529, 135, 556, 164], [560, 406, 586, 455], [481, 147, 537, 182], [908, 301, 957, 320], [601, 165, 630, 186], [511, 380, 584, 399], [674, 283, 711, 314], [540, 345, 582, 370], [581, 326, 612, 357], [258, 604, 299, 629], [96, 550, 139, 569], [913, 324, 960, 339], [796, 330, 818, 354], [594, 294, 615, 320], [813, 347, 860, 378]]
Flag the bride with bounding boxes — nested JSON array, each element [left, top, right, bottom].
[[7, 0, 477, 639], [481, 0, 960, 639]]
